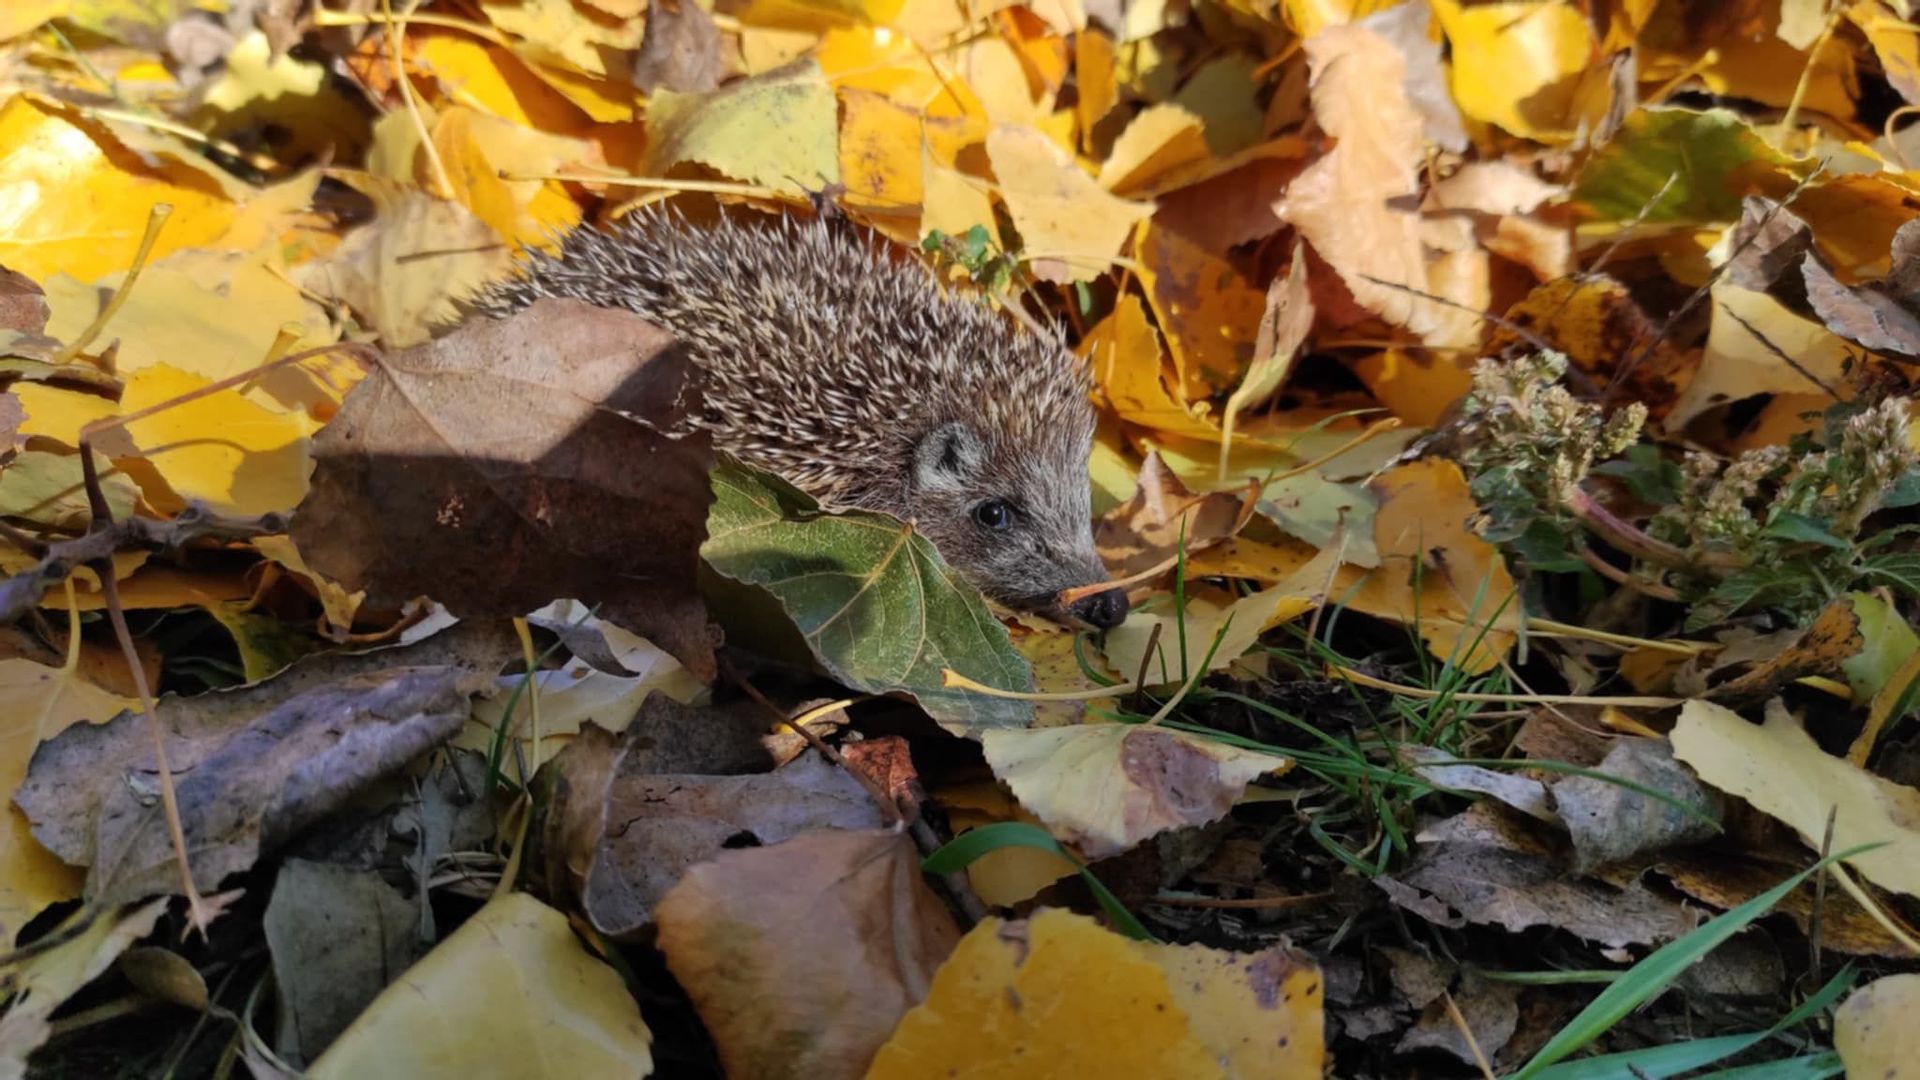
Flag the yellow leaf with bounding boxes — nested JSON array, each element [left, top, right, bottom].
[[1278, 0, 1399, 38], [120, 364, 312, 516], [310, 892, 654, 1078], [0, 449, 139, 528], [253, 535, 365, 636], [412, 34, 593, 130], [984, 722, 1292, 858], [988, 124, 1154, 283], [1672, 698, 1920, 898], [935, 781, 1079, 905], [1430, 0, 1605, 141], [296, 179, 512, 348], [1666, 281, 1858, 431], [1346, 458, 1518, 671], [0, 616, 137, 941], [738, 0, 911, 32], [0, 1, 67, 40], [1275, 26, 1478, 347], [477, 0, 643, 76], [868, 909, 1324, 1078], [426, 106, 592, 249], [955, 37, 1048, 124], [838, 89, 981, 218], [645, 59, 841, 195], [1137, 218, 1268, 394], [1097, 104, 1212, 196], [1850, 0, 1920, 105], [1081, 294, 1221, 439], [1350, 347, 1474, 427], [0, 96, 242, 284], [41, 252, 333, 404], [1105, 544, 1343, 688], [0, 898, 168, 1071], [194, 30, 370, 163], [10, 383, 119, 449], [817, 27, 977, 115], [1835, 973, 1920, 1079]]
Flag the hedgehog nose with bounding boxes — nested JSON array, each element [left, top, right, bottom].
[[1070, 588, 1129, 630]]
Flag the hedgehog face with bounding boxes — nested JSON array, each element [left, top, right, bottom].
[[909, 422, 1127, 630]]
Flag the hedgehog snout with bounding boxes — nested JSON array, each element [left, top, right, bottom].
[[1067, 588, 1129, 630]]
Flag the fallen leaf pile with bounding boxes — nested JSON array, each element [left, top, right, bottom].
[[1, 0, 1919, 1076]]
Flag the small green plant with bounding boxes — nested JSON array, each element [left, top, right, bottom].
[[920, 224, 1020, 293], [1455, 352, 1920, 628]]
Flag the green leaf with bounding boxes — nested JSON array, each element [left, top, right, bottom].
[[1592, 444, 1681, 505], [1513, 846, 1878, 1079], [1572, 108, 1802, 224], [1528, 966, 1853, 1080], [1862, 552, 1920, 596], [1882, 468, 1920, 509], [1841, 592, 1920, 702], [1697, 1052, 1844, 1079], [923, 821, 1155, 941], [701, 458, 1036, 735], [1760, 511, 1851, 550]]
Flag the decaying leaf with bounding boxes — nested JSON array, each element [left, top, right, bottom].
[[1550, 737, 1722, 872], [1835, 973, 1920, 1079], [655, 829, 961, 1079], [263, 859, 418, 1066], [1094, 452, 1254, 579], [16, 665, 487, 908], [292, 298, 718, 682], [981, 723, 1291, 859]]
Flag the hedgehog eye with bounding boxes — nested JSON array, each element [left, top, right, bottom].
[[972, 499, 1016, 531]]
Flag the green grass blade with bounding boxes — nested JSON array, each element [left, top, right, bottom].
[[1528, 964, 1853, 1080], [1697, 1051, 1844, 1080], [1513, 848, 1878, 1079], [922, 821, 1157, 942]]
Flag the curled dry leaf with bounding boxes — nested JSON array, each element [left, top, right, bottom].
[[1381, 802, 1698, 949], [559, 738, 884, 939], [291, 297, 718, 682], [868, 908, 1325, 1079], [655, 828, 962, 1080], [15, 665, 487, 908]]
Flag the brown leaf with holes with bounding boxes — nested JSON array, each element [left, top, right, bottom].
[[290, 298, 718, 681]]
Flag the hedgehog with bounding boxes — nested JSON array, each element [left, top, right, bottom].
[[472, 206, 1129, 630]]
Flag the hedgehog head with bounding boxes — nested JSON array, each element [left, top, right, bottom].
[[906, 418, 1127, 630]]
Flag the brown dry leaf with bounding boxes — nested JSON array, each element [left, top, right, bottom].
[[868, 908, 1324, 1078], [1381, 802, 1698, 949], [1672, 698, 1920, 898], [1094, 452, 1253, 579], [289, 298, 718, 682], [308, 891, 653, 1078], [632, 0, 726, 93], [981, 722, 1293, 859], [655, 829, 961, 1080], [1275, 25, 1476, 347], [573, 748, 884, 939], [986, 124, 1155, 284], [1549, 737, 1722, 873], [1396, 973, 1520, 1068], [1488, 276, 1694, 419], [1699, 597, 1864, 706], [15, 666, 486, 909], [1655, 848, 1920, 959]]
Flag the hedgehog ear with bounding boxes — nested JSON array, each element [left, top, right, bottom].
[[913, 422, 986, 494]]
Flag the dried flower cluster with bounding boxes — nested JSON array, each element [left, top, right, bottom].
[[1455, 354, 1920, 626]]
